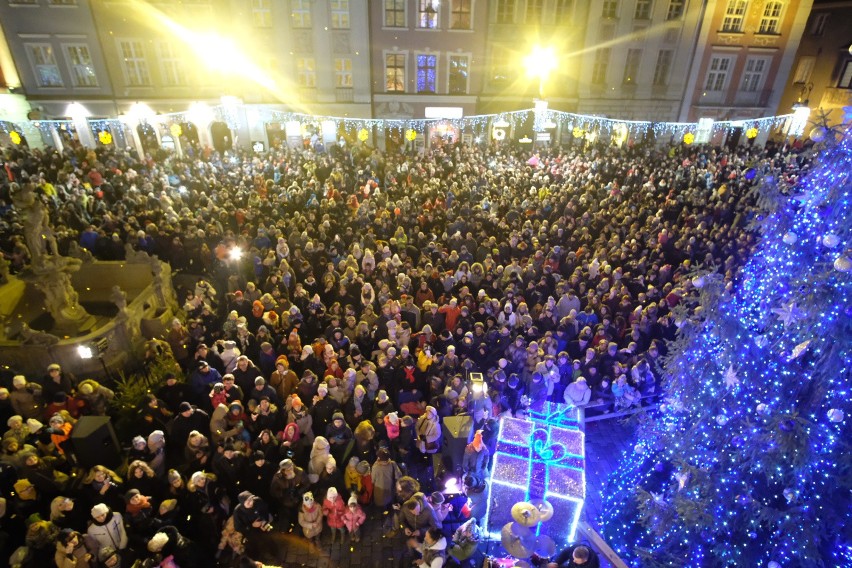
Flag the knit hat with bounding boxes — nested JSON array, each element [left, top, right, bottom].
[[167, 470, 182, 484], [178, 402, 192, 413], [377, 390, 388, 402], [132, 436, 146, 448], [348, 494, 358, 506], [26, 419, 43, 434], [317, 383, 329, 395], [238, 491, 254, 505], [148, 531, 169, 552], [327, 487, 338, 500], [356, 460, 371, 475], [91, 503, 110, 518], [124, 489, 141, 502], [291, 395, 303, 408], [159, 499, 177, 513], [430, 491, 445, 504], [279, 459, 294, 471], [253, 451, 266, 462], [13, 478, 34, 497], [12, 375, 25, 387]]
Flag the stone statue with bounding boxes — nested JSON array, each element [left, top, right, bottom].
[[9, 182, 58, 268], [124, 243, 151, 263], [66, 241, 94, 263], [111, 285, 128, 319], [8, 321, 60, 346]]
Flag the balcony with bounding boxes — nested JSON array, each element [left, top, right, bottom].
[[732, 88, 772, 108], [335, 88, 354, 103], [821, 87, 852, 107]]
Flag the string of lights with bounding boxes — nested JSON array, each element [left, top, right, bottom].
[[599, 129, 852, 566]]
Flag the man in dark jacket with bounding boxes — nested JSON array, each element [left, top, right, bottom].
[[169, 402, 209, 465]]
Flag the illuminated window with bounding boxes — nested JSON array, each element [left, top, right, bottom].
[[623, 48, 642, 84], [334, 57, 352, 87], [384, 0, 406, 27], [792, 56, 814, 85], [118, 40, 150, 86], [704, 55, 733, 91], [450, 0, 472, 29], [417, 0, 439, 29], [666, 0, 684, 20], [252, 0, 272, 28], [26, 43, 63, 87], [48, 0, 78, 5], [740, 57, 768, 91], [291, 0, 312, 28], [496, 0, 515, 24], [758, 1, 782, 34], [634, 0, 652, 20], [416, 53, 437, 93], [448, 54, 469, 94], [63, 44, 98, 87], [721, 0, 747, 32], [592, 48, 610, 84], [809, 12, 828, 36], [526, 0, 544, 23], [158, 41, 187, 86], [296, 57, 316, 87], [602, 0, 619, 18], [331, 0, 350, 29], [555, 0, 573, 24], [837, 61, 852, 89], [385, 52, 406, 92], [653, 49, 672, 86]]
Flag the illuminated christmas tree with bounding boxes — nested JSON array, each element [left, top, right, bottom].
[[600, 126, 852, 567]]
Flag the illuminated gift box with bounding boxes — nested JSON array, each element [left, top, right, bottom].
[[484, 407, 585, 543]]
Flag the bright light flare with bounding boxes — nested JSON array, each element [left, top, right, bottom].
[[228, 247, 243, 261], [77, 345, 94, 359], [524, 46, 558, 79]]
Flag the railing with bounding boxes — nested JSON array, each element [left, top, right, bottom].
[[335, 87, 354, 103]]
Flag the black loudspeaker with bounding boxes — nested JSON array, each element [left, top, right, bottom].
[[442, 415, 473, 473], [70, 416, 122, 470]]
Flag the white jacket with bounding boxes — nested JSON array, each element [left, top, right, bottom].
[[86, 512, 128, 553]]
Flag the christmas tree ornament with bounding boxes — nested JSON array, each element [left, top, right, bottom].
[[782, 489, 795, 503], [756, 403, 770, 416], [782, 232, 797, 245], [723, 365, 740, 389], [809, 126, 827, 143], [827, 408, 844, 423], [692, 275, 706, 289], [715, 415, 729, 426], [834, 255, 852, 272], [822, 234, 840, 248], [767, 562, 781, 568], [755, 335, 769, 348], [772, 301, 805, 327], [674, 471, 689, 490], [650, 492, 666, 505], [788, 339, 811, 361], [634, 444, 645, 454]]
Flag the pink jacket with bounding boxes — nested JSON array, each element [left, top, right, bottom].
[[323, 497, 347, 529], [342, 504, 366, 532]]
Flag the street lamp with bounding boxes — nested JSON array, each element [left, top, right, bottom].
[[524, 46, 558, 99]]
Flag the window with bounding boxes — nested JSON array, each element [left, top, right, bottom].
[[331, 0, 350, 29], [653, 49, 672, 86], [385, 52, 406, 92], [602, 0, 619, 18], [49, 0, 78, 5], [448, 54, 469, 94], [490, 44, 511, 82], [721, 0, 747, 32], [9, 0, 38, 4], [158, 41, 186, 86], [384, 0, 406, 27], [334, 57, 352, 87], [758, 1, 782, 34], [63, 44, 97, 87], [592, 48, 610, 84], [838, 61, 852, 89], [810, 12, 829, 36], [118, 40, 150, 86], [450, 0, 472, 29], [555, 0, 574, 24], [252, 0, 272, 28], [496, 0, 515, 23], [417, 0, 439, 29], [291, 0, 311, 28], [634, 0, 652, 20], [792, 56, 814, 85], [526, 0, 544, 23], [296, 57, 316, 87], [623, 49, 642, 84], [704, 55, 733, 91], [740, 57, 768, 91], [666, 0, 684, 20], [26, 43, 63, 87], [416, 53, 437, 93]]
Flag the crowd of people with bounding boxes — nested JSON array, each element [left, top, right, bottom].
[[0, 129, 811, 568]]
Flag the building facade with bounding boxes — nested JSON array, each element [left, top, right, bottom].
[[776, 0, 852, 129], [680, 0, 814, 125]]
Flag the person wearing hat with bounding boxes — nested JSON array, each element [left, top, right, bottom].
[[55, 527, 92, 568], [155, 373, 189, 415], [311, 382, 340, 435], [169, 402, 210, 465], [462, 430, 490, 491], [426, 491, 452, 524], [40, 363, 77, 405], [189, 360, 222, 404], [322, 486, 347, 544], [270, 355, 299, 402], [194, 343, 225, 375], [86, 503, 128, 557], [298, 491, 323, 545], [10, 375, 42, 420], [233, 490, 272, 535], [76, 379, 115, 416], [342, 492, 366, 543], [249, 376, 279, 406]]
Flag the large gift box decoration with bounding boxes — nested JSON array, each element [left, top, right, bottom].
[[484, 411, 585, 543]]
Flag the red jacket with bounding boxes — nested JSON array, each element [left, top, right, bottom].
[[323, 497, 346, 529]]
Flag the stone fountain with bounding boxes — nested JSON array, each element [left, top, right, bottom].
[[0, 182, 179, 378]]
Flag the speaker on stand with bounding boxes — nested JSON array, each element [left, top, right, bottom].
[[70, 416, 122, 470]]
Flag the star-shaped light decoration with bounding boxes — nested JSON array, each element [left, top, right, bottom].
[[650, 492, 667, 506], [772, 301, 806, 327], [788, 339, 812, 361], [723, 364, 740, 390], [674, 472, 689, 491]]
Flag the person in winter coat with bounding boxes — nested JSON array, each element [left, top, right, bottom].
[[55, 527, 93, 568], [563, 376, 592, 407], [415, 406, 442, 454], [86, 503, 127, 557], [371, 448, 401, 509], [322, 486, 346, 544], [209, 403, 244, 446], [298, 492, 323, 544], [342, 493, 366, 543], [462, 430, 490, 489], [10, 375, 43, 420], [309, 436, 331, 479], [325, 412, 353, 464], [344, 385, 372, 430], [401, 492, 440, 537], [270, 459, 308, 529], [76, 379, 114, 416], [355, 460, 373, 506], [409, 527, 448, 568], [232, 491, 272, 536], [270, 356, 299, 402]]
